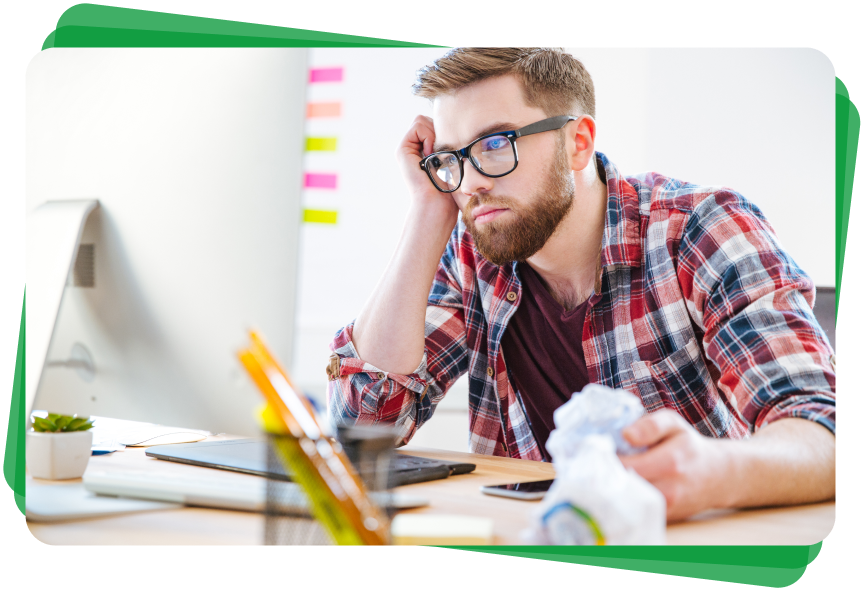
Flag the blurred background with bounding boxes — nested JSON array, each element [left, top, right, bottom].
[[25, 47, 836, 451]]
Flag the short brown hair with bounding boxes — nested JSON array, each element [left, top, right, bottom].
[[413, 48, 595, 119]]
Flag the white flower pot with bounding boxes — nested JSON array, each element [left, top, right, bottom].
[[26, 430, 93, 480]]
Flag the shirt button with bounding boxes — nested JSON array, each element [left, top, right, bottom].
[[376, 372, 385, 379], [486, 366, 494, 377], [506, 291, 517, 302]]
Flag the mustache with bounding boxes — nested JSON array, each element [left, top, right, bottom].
[[465, 195, 517, 216]]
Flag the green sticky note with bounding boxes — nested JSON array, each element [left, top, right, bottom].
[[306, 137, 338, 151], [303, 209, 338, 224]]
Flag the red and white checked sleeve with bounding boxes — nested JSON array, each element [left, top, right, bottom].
[[326, 230, 471, 445]]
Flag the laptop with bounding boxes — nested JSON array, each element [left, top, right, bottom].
[[145, 439, 475, 487]]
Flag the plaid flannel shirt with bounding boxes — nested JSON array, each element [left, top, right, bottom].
[[327, 152, 836, 461]]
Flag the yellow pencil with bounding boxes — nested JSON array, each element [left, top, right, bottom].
[[238, 331, 390, 545]]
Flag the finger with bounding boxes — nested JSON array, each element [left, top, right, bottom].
[[639, 477, 685, 522], [400, 116, 436, 158], [618, 441, 678, 482], [398, 129, 432, 162], [420, 123, 435, 157], [622, 409, 687, 448]]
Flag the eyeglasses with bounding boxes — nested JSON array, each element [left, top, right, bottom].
[[419, 115, 579, 193]]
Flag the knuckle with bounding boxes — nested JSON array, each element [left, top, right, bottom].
[[665, 484, 682, 508], [669, 450, 687, 477], [657, 408, 678, 423]]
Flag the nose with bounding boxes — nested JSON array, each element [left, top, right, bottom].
[[459, 158, 494, 197]]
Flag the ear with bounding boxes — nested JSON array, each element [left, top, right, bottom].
[[565, 115, 597, 172]]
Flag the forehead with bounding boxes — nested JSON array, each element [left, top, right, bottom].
[[431, 75, 548, 150]]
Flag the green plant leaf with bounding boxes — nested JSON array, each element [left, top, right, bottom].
[[47, 413, 62, 422], [67, 417, 87, 431], [31, 417, 47, 432], [78, 421, 94, 432], [55, 416, 70, 431]]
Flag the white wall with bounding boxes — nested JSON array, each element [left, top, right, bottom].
[[292, 49, 835, 452], [576, 48, 834, 286], [293, 48, 453, 399]]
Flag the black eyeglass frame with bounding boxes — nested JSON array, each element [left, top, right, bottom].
[[419, 115, 579, 193]]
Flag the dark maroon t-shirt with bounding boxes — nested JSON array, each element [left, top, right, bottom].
[[501, 263, 591, 461]]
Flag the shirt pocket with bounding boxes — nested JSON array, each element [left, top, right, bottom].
[[631, 337, 733, 437]]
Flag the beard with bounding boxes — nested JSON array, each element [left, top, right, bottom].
[[463, 139, 576, 266]]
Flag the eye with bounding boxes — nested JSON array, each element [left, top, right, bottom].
[[481, 136, 509, 151]]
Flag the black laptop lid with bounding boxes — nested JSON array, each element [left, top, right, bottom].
[[145, 438, 474, 486]]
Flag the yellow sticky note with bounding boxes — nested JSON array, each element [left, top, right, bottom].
[[306, 137, 338, 151], [303, 209, 338, 224]]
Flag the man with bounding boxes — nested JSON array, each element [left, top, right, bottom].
[[326, 48, 835, 521]]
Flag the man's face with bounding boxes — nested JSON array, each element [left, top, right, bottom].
[[431, 75, 576, 265]]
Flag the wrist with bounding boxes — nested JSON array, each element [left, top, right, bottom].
[[405, 203, 458, 241], [712, 439, 748, 509], [407, 199, 457, 222]]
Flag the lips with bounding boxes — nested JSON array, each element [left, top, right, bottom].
[[472, 205, 509, 225]]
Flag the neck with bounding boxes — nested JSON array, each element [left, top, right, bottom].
[[526, 155, 608, 310]]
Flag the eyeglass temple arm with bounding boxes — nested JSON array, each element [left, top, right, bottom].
[[514, 115, 579, 138]]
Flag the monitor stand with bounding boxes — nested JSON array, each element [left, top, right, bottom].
[[26, 199, 99, 421]]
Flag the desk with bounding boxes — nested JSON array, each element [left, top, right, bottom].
[[27, 437, 834, 545]]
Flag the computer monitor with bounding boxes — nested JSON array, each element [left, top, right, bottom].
[[26, 48, 309, 436]]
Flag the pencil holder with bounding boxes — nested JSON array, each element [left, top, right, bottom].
[[263, 426, 397, 545]]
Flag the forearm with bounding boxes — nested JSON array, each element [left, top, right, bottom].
[[719, 418, 835, 509], [352, 206, 456, 374]]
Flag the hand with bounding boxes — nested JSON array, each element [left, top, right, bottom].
[[619, 409, 733, 522], [396, 115, 459, 224]]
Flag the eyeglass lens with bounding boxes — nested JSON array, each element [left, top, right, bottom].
[[426, 135, 517, 192], [429, 153, 461, 192]]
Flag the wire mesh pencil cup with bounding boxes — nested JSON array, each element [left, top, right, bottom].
[[263, 426, 397, 545]]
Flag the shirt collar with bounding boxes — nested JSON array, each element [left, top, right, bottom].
[[595, 151, 643, 269]]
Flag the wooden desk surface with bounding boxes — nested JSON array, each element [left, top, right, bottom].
[[28, 438, 834, 546]]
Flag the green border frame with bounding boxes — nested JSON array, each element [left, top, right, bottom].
[[5, 4, 859, 587]]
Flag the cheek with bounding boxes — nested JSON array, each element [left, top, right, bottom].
[[453, 192, 470, 212]]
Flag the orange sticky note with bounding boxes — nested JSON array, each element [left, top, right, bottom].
[[307, 102, 342, 118]]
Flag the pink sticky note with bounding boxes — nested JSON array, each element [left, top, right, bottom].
[[309, 67, 344, 83], [306, 102, 342, 118], [304, 173, 338, 190]]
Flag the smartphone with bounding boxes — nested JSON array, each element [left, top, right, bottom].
[[479, 479, 554, 500]]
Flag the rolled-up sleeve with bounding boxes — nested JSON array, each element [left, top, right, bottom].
[[679, 190, 836, 434], [326, 230, 471, 445]]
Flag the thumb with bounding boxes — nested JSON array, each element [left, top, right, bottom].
[[622, 409, 687, 448]]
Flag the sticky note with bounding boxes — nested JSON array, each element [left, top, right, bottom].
[[309, 67, 344, 83], [306, 137, 338, 152], [304, 173, 338, 189], [306, 102, 342, 118], [303, 209, 339, 224], [390, 514, 494, 545]]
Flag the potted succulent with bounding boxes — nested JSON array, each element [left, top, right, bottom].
[[27, 414, 95, 480]]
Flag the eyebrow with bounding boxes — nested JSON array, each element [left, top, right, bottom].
[[432, 121, 519, 153]]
